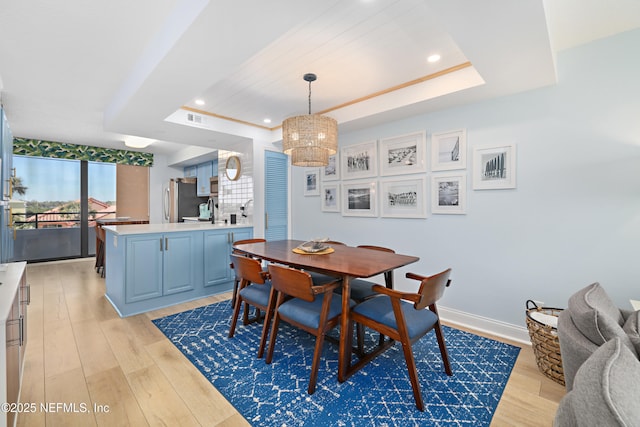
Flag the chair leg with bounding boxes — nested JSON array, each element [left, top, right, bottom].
[[228, 292, 244, 338], [257, 290, 277, 359], [434, 322, 452, 376], [231, 277, 239, 308], [399, 339, 425, 411], [308, 334, 327, 394], [265, 312, 281, 364]]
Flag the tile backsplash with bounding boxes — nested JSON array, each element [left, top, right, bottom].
[[218, 147, 253, 224]]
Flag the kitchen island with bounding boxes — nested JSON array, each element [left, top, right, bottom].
[[103, 222, 252, 317]]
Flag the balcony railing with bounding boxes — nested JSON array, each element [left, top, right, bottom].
[[12, 211, 117, 229]]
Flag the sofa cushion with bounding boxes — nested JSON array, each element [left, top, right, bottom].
[[568, 282, 627, 346], [623, 310, 640, 356], [554, 338, 640, 426]]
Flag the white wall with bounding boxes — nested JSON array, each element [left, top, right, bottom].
[[290, 29, 640, 331]]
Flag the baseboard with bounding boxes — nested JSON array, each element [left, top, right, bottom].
[[439, 305, 531, 346]]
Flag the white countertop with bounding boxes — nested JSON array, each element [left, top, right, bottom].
[[103, 222, 252, 235], [0, 262, 27, 321]]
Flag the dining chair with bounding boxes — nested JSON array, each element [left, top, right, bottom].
[[228, 254, 273, 358], [350, 268, 453, 411], [340, 245, 396, 301], [308, 240, 346, 286], [230, 238, 267, 307], [265, 263, 353, 394]]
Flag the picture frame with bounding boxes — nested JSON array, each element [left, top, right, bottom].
[[321, 152, 340, 181], [380, 177, 427, 218], [321, 183, 340, 212], [303, 168, 320, 196], [431, 172, 466, 214], [341, 140, 378, 180], [342, 180, 377, 217], [431, 129, 467, 171], [472, 143, 516, 190], [379, 131, 426, 176]]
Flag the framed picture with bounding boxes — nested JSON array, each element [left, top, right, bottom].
[[342, 180, 377, 217], [380, 177, 427, 218], [304, 169, 320, 196], [431, 173, 466, 214], [472, 143, 516, 190], [321, 183, 340, 212], [431, 129, 466, 171], [379, 131, 426, 176], [341, 140, 377, 180], [321, 152, 340, 181]]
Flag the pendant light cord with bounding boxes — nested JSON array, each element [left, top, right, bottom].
[[308, 80, 312, 115]]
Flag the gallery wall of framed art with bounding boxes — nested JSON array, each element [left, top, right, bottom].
[[303, 128, 516, 218]]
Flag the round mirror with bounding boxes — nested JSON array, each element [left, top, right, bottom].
[[225, 156, 241, 181]]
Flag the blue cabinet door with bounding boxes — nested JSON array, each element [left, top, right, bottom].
[[203, 228, 253, 287], [196, 161, 213, 197], [163, 232, 197, 295], [125, 234, 163, 303], [184, 165, 197, 178], [203, 230, 232, 287], [265, 151, 288, 240]]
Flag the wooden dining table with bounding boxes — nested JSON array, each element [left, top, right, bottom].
[[232, 239, 419, 382]]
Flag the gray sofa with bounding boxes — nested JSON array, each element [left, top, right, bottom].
[[554, 282, 640, 426], [554, 337, 640, 426], [557, 282, 638, 391]]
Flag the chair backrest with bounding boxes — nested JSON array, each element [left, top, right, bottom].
[[414, 268, 452, 310], [356, 245, 395, 253], [230, 254, 267, 285], [268, 264, 316, 302]]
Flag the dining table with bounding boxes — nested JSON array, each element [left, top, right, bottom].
[[232, 239, 419, 382]]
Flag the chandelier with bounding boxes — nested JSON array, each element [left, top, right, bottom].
[[282, 73, 338, 167]]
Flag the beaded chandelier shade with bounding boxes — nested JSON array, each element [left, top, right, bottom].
[[282, 74, 338, 167]]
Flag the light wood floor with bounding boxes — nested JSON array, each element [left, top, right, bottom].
[[16, 258, 564, 427]]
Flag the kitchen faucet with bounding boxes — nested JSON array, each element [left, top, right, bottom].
[[241, 199, 253, 217]]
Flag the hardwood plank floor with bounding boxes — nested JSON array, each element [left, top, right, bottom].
[[16, 259, 564, 426]]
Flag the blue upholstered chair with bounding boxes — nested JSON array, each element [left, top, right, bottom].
[[229, 238, 267, 308], [228, 254, 273, 358], [350, 268, 453, 411], [265, 263, 353, 394]]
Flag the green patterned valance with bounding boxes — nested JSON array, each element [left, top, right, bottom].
[[13, 138, 154, 167]]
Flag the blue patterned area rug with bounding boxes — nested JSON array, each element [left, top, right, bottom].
[[152, 300, 520, 426]]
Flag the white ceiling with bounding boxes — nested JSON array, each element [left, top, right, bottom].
[[1, 0, 639, 157]]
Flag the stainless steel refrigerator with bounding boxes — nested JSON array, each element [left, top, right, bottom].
[[163, 178, 208, 222]]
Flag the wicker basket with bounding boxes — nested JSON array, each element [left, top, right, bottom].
[[525, 300, 565, 386]]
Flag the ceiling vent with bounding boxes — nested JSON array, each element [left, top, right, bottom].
[[187, 113, 203, 124]]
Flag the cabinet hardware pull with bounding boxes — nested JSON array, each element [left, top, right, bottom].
[[265, 213, 268, 229], [165, 237, 168, 251], [19, 315, 24, 346], [160, 238, 163, 251]]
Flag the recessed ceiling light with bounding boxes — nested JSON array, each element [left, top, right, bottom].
[[124, 136, 155, 148], [263, 118, 272, 124], [195, 99, 205, 106], [427, 54, 441, 63]]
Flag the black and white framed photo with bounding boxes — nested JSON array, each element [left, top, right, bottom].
[[321, 152, 340, 181], [321, 183, 340, 212], [379, 131, 426, 176], [431, 129, 466, 171], [304, 168, 320, 196], [431, 173, 466, 214], [341, 140, 377, 180], [342, 180, 377, 217], [380, 177, 427, 218], [472, 143, 516, 190]]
